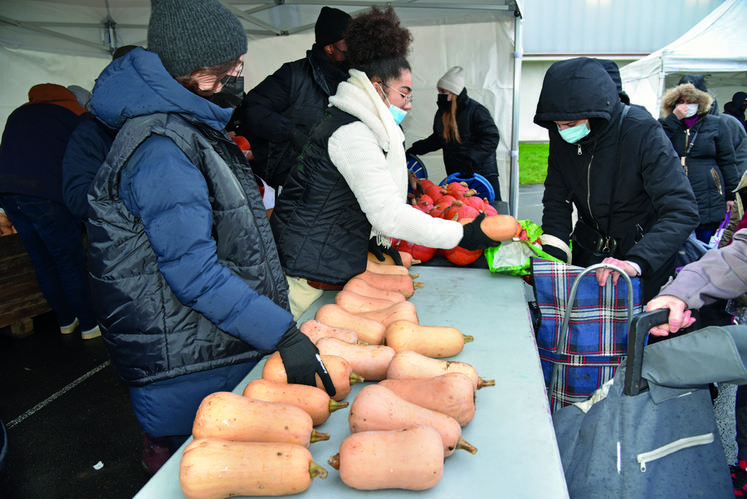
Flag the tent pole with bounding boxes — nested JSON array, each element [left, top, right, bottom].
[[509, 11, 523, 218]]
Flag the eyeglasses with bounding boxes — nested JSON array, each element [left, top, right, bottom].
[[379, 81, 414, 105], [219, 62, 244, 87]]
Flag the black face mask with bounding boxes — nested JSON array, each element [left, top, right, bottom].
[[437, 93, 451, 111]]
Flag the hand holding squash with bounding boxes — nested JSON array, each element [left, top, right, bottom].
[[276, 323, 336, 397]]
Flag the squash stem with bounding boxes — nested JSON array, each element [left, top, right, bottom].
[[310, 429, 330, 443], [463, 334, 474, 343], [329, 400, 349, 413], [477, 377, 496, 389], [310, 461, 329, 479], [327, 453, 341, 470], [456, 436, 478, 455]]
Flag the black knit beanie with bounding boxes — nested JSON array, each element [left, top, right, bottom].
[[314, 6, 351, 47], [147, 0, 247, 78]]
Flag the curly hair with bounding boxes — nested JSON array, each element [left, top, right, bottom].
[[344, 5, 413, 81]]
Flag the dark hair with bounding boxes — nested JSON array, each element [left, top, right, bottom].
[[442, 98, 461, 143], [344, 5, 412, 82]]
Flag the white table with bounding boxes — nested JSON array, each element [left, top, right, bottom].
[[135, 266, 569, 498]]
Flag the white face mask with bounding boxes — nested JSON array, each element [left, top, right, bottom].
[[684, 103, 699, 118]]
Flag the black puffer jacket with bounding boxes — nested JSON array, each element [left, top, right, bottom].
[[660, 85, 739, 226], [234, 45, 348, 188], [407, 89, 499, 182], [534, 57, 698, 279], [270, 108, 371, 286]]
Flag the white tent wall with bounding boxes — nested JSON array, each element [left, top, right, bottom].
[[621, 0, 747, 119], [0, 15, 519, 209]]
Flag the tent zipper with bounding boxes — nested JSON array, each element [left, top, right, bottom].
[[636, 433, 714, 472]]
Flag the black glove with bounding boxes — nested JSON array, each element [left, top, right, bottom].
[[368, 238, 403, 266], [276, 323, 336, 397], [459, 213, 496, 251]]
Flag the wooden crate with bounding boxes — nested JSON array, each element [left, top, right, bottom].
[[0, 233, 51, 336]]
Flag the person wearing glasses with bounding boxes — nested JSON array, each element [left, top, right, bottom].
[[84, 0, 335, 474], [407, 66, 502, 199], [271, 6, 509, 318]]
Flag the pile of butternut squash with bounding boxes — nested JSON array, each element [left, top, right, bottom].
[[180, 254, 496, 496], [397, 179, 522, 265]]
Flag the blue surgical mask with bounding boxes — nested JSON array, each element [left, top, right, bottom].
[[381, 86, 408, 125], [557, 122, 590, 143], [389, 104, 408, 125]]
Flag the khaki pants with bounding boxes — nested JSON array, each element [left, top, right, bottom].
[[286, 275, 323, 321]]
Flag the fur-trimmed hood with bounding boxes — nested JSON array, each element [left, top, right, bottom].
[[661, 83, 713, 117]]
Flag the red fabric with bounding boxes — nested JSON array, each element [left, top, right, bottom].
[[231, 135, 251, 151]]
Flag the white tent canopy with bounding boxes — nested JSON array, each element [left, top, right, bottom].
[[0, 0, 524, 214], [621, 0, 747, 119]]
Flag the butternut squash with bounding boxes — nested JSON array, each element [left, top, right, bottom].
[[352, 271, 423, 298], [316, 337, 395, 381], [366, 259, 411, 276], [315, 303, 387, 344], [242, 378, 348, 426], [328, 425, 443, 490], [179, 438, 327, 498], [378, 373, 476, 426], [348, 384, 476, 457], [367, 250, 419, 268], [343, 276, 407, 303], [459, 214, 522, 242], [261, 352, 364, 401], [357, 301, 419, 328], [191, 392, 327, 446], [386, 350, 495, 390], [299, 319, 359, 345], [334, 289, 395, 314], [384, 320, 473, 358]]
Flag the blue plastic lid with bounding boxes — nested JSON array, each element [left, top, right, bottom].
[[440, 172, 495, 201]]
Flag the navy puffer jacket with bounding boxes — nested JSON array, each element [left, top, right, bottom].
[[87, 48, 291, 386]]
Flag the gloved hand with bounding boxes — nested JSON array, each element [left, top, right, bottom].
[[276, 323, 336, 397], [408, 173, 425, 198], [368, 238, 403, 266], [459, 213, 496, 250]]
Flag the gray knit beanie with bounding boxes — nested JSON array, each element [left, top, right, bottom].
[[147, 0, 247, 78], [437, 66, 465, 95]]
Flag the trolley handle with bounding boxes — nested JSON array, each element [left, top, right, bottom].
[[623, 308, 670, 396]]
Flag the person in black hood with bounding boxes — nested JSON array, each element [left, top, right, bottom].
[[233, 6, 351, 190], [407, 66, 502, 199], [534, 57, 699, 302], [725, 91, 747, 133]]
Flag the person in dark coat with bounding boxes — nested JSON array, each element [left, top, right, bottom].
[[86, 0, 334, 473], [62, 45, 138, 223], [407, 66, 502, 199], [534, 57, 699, 302], [725, 91, 747, 133], [0, 83, 100, 340], [660, 82, 739, 243], [233, 6, 351, 189]]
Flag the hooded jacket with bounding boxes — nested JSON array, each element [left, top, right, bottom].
[[234, 45, 349, 188], [660, 83, 739, 226], [534, 58, 698, 278], [87, 47, 291, 386], [407, 88, 500, 180], [0, 84, 89, 203]]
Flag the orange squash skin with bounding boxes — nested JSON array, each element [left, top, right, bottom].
[[316, 337, 395, 381]]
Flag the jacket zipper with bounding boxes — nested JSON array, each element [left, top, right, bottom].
[[586, 153, 595, 222], [636, 433, 714, 472]]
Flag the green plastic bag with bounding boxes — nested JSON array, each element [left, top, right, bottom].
[[484, 220, 563, 276]]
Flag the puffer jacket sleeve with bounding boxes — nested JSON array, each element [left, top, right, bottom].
[[625, 119, 699, 273], [716, 118, 739, 201], [467, 104, 500, 167], [235, 63, 294, 144], [120, 136, 292, 351], [659, 228, 747, 308]]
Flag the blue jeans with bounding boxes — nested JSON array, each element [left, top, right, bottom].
[[0, 195, 97, 330]]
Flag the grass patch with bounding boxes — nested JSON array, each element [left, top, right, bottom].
[[519, 142, 549, 185]]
